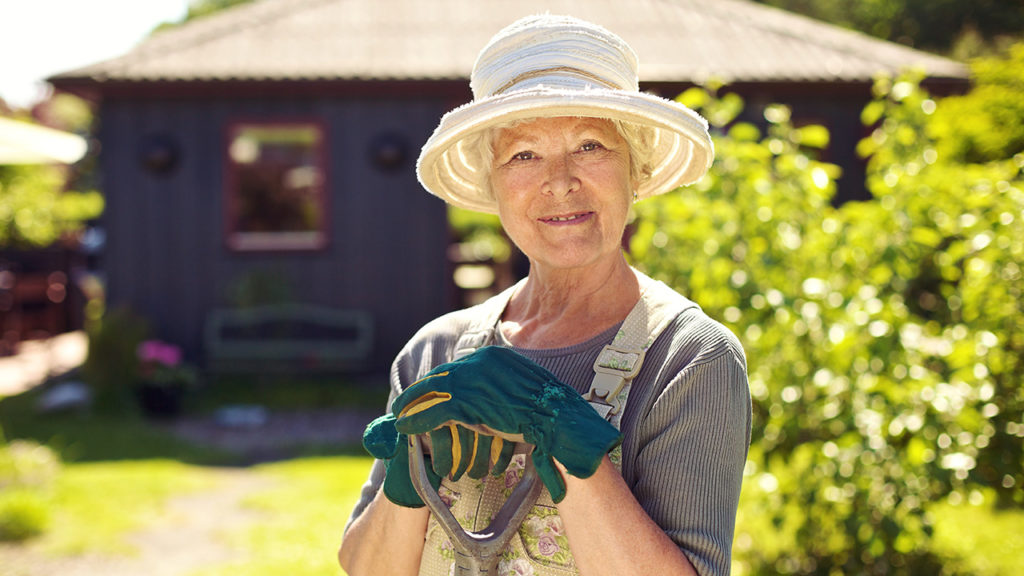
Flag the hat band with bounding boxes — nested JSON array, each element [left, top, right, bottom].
[[492, 66, 623, 95]]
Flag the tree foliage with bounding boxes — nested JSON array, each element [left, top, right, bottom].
[[152, 0, 255, 32], [1, 97, 102, 248], [929, 44, 1024, 163], [753, 0, 1024, 56], [0, 163, 102, 248], [630, 49, 1023, 574]]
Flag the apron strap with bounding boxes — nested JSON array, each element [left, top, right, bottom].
[[584, 278, 698, 419]]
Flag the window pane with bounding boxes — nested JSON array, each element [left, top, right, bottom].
[[226, 123, 327, 251]]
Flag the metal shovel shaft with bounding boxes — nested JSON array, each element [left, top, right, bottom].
[[409, 434, 542, 576]]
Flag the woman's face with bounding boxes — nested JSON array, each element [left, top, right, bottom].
[[490, 117, 634, 273]]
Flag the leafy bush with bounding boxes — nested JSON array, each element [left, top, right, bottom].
[[0, 439, 62, 487], [0, 489, 51, 541], [630, 68, 1022, 574], [928, 44, 1024, 164], [0, 437, 61, 541], [0, 162, 103, 248], [80, 307, 150, 413]]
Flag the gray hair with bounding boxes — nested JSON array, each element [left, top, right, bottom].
[[468, 118, 656, 202]]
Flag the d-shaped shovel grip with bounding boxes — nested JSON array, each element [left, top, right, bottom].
[[409, 434, 542, 576]]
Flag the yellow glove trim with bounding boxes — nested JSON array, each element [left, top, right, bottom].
[[408, 371, 449, 388], [448, 423, 462, 478], [397, 391, 452, 418], [490, 437, 505, 467]]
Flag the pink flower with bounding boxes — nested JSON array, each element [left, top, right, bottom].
[[544, 515, 564, 536], [499, 557, 534, 576], [537, 534, 559, 557], [505, 455, 526, 489], [505, 467, 522, 489], [137, 340, 182, 366], [438, 486, 459, 508], [524, 516, 546, 537]]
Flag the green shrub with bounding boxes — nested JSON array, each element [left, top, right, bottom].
[[0, 438, 60, 542], [632, 72, 1023, 574], [0, 489, 51, 541], [80, 307, 150, 413], [0, 439, 62, 488]]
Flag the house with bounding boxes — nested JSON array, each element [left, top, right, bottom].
[[47, 0, 968, 373]]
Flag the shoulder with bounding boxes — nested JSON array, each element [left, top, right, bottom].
[[637, 272, 745, 367], [639, 277, 746, 376], [669, 306, 746, 370]]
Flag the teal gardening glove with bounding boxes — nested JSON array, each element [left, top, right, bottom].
[[362, 413, 439, 508], [391, 346, 623, 503], [362, 413, 516, 507]]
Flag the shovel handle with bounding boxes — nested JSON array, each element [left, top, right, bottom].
[[409, 434, 541, 575]]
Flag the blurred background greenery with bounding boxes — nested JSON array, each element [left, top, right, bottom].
[[2, 1, 1023, 574], [628, 50, 1024, 575]]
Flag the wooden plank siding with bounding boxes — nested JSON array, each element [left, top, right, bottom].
[[97, 94, 453, 371]]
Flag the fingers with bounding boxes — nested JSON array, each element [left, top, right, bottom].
[[451, 425, 475, 480], [532, 451, 567, 503], [428, 426, 454, 478], [417, 424, 518, 480], [427, 424, 486, 481], [467, 433, 494, 479], [362, 413, 400, 459], [490, 437, 515, 477], [380, 434, 441, 508]]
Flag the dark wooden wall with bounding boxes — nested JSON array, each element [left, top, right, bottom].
[[97, 94, 453, 371]]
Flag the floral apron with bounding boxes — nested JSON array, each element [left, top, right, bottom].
[[417, 275, 690, 576]]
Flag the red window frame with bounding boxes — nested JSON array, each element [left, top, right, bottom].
[[223, 120, 329, 252]]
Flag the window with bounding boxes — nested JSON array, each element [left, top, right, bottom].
[[225, 122, 327, 251]]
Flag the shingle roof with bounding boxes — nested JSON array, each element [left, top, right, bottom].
[[50, 0, 967, 86]]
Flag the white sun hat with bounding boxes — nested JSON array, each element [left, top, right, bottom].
[[416, 14, 714, 214]]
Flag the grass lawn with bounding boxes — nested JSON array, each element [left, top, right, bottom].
[[3, 380, 1023, 576], [1, 376, 380, 574], [44, 460, 218, 555], [194, 456, 374, 576]]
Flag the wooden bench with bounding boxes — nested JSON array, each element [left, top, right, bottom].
[[203, 304, 374, 373]]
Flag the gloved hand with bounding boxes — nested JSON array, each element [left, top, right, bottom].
[[363, 413, 439, 507], [428, 422, 516, 481], [391, 346, 622, 503], [362, 413, 515, 507]]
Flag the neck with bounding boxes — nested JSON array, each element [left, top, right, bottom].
[[501, 255, 641, 349]]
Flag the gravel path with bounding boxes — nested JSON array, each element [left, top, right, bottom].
[[162, 407, 378, 461]]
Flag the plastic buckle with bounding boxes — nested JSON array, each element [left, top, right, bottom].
[[585, 345, 646, 416]]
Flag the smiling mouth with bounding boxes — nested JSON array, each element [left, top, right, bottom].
[[541, 212, 592, 223]]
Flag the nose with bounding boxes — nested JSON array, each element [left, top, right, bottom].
[[543, 154, 580, 198]]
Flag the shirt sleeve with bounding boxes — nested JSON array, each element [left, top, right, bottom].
[[630, 347, 751, 576]]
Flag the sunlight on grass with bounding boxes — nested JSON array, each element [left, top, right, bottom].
[[192, 455, 374, 576], [44, 460, 216, 555]]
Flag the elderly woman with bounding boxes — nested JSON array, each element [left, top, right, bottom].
[[339, 14, 750, 576]]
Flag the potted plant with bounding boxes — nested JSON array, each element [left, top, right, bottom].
[[134, 340, 198, 418]]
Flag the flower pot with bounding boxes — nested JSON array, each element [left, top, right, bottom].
[[135, 382, 185, 419]]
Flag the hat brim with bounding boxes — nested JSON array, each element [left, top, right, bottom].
[[416, 86, 714, 214]]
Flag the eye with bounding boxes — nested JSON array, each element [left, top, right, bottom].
[[509, 150, 535, 162], [579, 140, 605, 152]]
